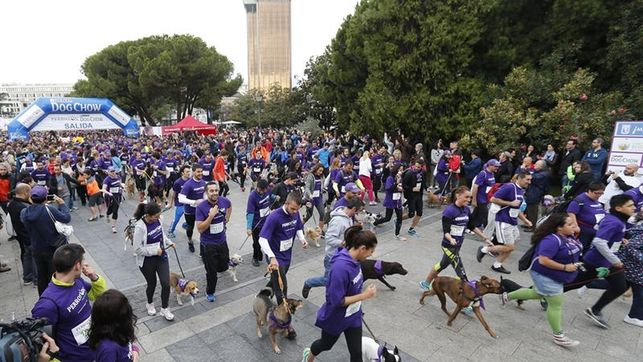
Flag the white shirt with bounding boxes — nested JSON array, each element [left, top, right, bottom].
[[358, 158, 372, 177], [599, 173, 642, 207]]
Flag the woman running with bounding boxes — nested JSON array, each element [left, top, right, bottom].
[[373, 163, 406, 240]]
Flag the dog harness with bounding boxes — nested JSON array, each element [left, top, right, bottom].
[[178, 279, 189, 293], [464, 280, 486, 310], [228, 259, 240, 268], [269, 311, 291, 329], [374, 260, 383, 276], [375, 345, 384, 362]]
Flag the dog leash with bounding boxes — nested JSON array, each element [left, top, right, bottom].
[[362, 314, 379, 343], [171, 246, 186, 278]]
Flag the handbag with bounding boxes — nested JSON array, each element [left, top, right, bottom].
[[45, 205, 74, 237]]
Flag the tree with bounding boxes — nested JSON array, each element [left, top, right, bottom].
[[71, 35, 242, 125]]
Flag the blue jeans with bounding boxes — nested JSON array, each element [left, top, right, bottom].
[[169, 205, 184, 233], [304, 254, 331, 288], [20, 242, 37, 283]]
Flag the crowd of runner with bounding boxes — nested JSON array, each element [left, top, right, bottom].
[[0, 127, 641, 361]]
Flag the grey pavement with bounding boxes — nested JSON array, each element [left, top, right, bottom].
[[1, 183, 642, 361]]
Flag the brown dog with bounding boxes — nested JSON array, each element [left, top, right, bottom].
[[305, 227, 321, 248], [169, 272, 199, 306], [125, 176, 136, 199], [419, 275, 503, 338], [253, 288, 304, 354]]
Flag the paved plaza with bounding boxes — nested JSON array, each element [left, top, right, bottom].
[[1, 183, 641, 361]]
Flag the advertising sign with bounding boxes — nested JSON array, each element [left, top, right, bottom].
[[607, 121, 643, 173]]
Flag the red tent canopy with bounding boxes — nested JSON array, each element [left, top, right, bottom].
[[162, 115, 217, 135]]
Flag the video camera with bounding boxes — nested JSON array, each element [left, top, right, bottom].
[[0, 318, 54, 362]]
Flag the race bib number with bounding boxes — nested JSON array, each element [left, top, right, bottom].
[[202, 170, 210, 176], [509, 208, 520, 218], [259, 207, 270, 218], [341, 185, 346, 193], [210, 222, 224, 234], [416, 182, 422, 189], [71, 317, 91, 346], [253, 167, 261, 173], [279, 238, 293, 252], [37, 180, 46, 186], [392, 192, 401, 201], [375, 169, 381, 174], [345, 301, 362, 318], [167, 167, 174, 173], [450, 225, 465, 237], [595, 213, 605, 224], [313, 190, 321, 198], [109, 187, 120, 194]]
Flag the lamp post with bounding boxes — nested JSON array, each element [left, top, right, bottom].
[[254, 94, 263, 128]]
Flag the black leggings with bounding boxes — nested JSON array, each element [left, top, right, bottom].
[[310, 327, 362, 362], [434, 246, 467, 281], [139, 257, 170, 308], [303, 202, 325, 225], [238, 167, 247, 188], [34, 248, 55, 296], [106, 196, 121, 220], [184, 213, 196, 241], [373, 207, 403, 236], [267, 264, 290, 305], [218, 181, 229, 197], [251, 226, 263, 262], [201, 243, 230, 295]]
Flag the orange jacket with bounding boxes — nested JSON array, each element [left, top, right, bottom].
[[213, 157, 227, 182], [251, 147, 270, 164], [86, 179, 100, 196]]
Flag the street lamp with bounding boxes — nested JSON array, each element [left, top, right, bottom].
[[254, 94, 263, 128]]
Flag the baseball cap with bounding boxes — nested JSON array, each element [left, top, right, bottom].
[[345, 183, 361, 193], [31, 186, 48, 202], [486, 159, 501, 167], [107, 166, 116, 172]]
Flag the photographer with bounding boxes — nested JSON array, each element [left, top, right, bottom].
[[32, 244, 107, 362], [20, 186, 71, 295]]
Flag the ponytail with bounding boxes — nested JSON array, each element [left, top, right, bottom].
[[343, 225, 378, 250], [133, 202, 162, 220]]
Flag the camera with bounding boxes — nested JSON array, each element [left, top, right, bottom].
[[46, 195, 55, 201], [0, 318, 54, 362]]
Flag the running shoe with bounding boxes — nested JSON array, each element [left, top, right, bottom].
[[302, 347, 311, 362], [624, 315, 643, 327], [207, 294, 216, 302], [584, 307, 609, 329], [168, 232, 176, 239], [476, 246, 485, 262], [181, 222, 188, 230], [395, 235, 407, 241], [146, 303, 157, 316], [159, 308, 174, 321], [461, 306, 474, 317], [491, 265, 511, 274], [576, 285, 588, 298], [419, 280, 432, 291], [408, 228, 417, 236], [553, 333, 580, 347], [111, 226, 117, 234], [499, 292, 509, 305], [302, 284, 311, 299], [188, 242, 195, 253]]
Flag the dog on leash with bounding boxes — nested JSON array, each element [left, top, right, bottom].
[[419, 275, 504, 338], [362, 211, 382, 231], [252, 287, 304, 354], [360, 259, 408, 291], [228, 254, 243, 282], [305, 227, 322, 248], [362, 336, 401, 362], [169, 272, 199, 306], [426, 192, 450, 208]]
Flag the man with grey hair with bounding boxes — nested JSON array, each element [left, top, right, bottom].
[[599, 163, 641, 209], [524, 160, 549, 231]]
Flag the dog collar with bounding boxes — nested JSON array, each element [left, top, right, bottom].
[[467, 280, 485, 310], [374, 260, 383, 276], [228, 259, 239, 268]]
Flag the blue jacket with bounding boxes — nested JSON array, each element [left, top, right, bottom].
[[463, 157, 482, 180], [20, 203, 71, 252], [581, 148, 608, 179], [525, 169, 549, 204]]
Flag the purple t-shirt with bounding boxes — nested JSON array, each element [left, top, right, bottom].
[[103, 176, 122, 195], [566, 193, 605, 235], [441, 204, 470, 248], [200, 158, 215, 181], [624, 186, 643, 212], [474, 169, 495, 204], [247, 190, 273, 228], [248, 158, 266, 176], [196, 197, 232, 245], [493, 183, 525, 225], [173, 177, 188, 205], [145, 220, 166, 259], [334, 169, 358, 197], [95, 340, 135, 362], [153, 160, 167, 185], [32, 279, 95, 362], [532, 234, 581, 283], [180, 178, 206, 215], [382, 176, 402, 209], [583, 213, 626, 268], [259, 207, 304, 266]]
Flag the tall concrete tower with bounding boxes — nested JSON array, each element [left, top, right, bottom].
[[243, 0, 292, 91]]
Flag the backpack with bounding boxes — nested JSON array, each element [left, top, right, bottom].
[[518, 234, 562, 272]]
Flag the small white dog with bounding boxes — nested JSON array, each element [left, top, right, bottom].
[[228, 254, 243, 282], [362, 336, 401, 362]]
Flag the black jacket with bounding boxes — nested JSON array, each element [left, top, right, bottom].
[[564, 171, 593, 199], [559, 148, 582, 174], [7, 197, 31, 244]]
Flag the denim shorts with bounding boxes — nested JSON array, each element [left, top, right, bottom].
[[530, 270, 563, 296]]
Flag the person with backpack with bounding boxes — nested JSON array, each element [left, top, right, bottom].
[[500, 213, 582, 347], [476, 172, 533, 274], [564, 194, 634, 329], [566, 182, 606, 253]]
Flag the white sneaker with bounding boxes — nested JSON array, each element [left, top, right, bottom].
[[395, 235, 407, 241], [369, 201, 377, 205], [624, 315, 643, 327], [146, 303, 157, 316], [553, 333, 580, 347], [159, 308, 174, 321], [576, 286, 588, 298]]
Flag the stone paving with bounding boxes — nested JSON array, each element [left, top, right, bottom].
[[1, 183, 642, 361]]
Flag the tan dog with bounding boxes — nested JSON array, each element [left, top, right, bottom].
[[228, 253, 243, 282], [426, 192, 450, 208], [125, 176, 136, 199], [305, 227, 321, 248], [419, 275, 503, 338], [252, 288, 304, 354], [169, 272, 199, 306]]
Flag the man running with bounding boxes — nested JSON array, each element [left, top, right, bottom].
[[178, 164, 206, 253]]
